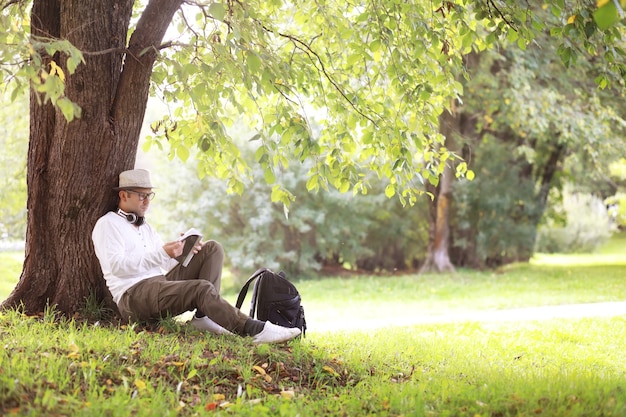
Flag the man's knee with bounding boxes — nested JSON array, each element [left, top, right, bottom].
[[194, 279, 219, 298], [200, 240, 224, 266], [202, 240, 224, 257]]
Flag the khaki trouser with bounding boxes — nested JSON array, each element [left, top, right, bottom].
[[117, 240, 248, 334]]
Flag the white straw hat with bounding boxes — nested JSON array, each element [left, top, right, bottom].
[[114, 169, 155, 190]]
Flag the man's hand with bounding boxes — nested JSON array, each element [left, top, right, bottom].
[[163, 240, 184, 258], [179, 232, 204, 255]]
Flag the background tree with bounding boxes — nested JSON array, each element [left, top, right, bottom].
[[449, 26, 626, 267], [419, 107, 460, 273], [422, 1, 626, 270]]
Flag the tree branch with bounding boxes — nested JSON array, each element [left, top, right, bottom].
[[276, 30, 379, 127], [81, 47, 127, 56], [1, 0, 23, 12], [110, 0, 183, 126], [486, 0, 516, 30]]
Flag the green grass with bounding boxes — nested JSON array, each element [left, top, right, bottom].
[[312, 318, 626, 416], [278, 263, 626, 332], [265, 232, 626, 331], [1, 311, 625, 416], [1, 233, 625, 416], [0, 251, 22, 300]]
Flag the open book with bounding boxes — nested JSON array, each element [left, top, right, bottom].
[[176, 228, 203, 267]]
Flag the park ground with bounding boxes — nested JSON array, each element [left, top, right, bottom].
[[0, 233, 625, 416]]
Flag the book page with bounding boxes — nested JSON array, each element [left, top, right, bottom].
[[177, 227, 202, 241]]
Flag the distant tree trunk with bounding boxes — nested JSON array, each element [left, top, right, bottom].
[[525, 140, 567, 255], [420, 53, 482, 273], [419, 108, 457, 274], [1, 0, 183, 315]]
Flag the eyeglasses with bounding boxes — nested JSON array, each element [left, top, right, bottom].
[[126, 190, 155, 201]]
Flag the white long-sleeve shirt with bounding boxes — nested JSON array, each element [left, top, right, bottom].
[[92, 211, 178, 304]]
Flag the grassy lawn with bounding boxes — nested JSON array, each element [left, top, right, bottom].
[[0, 233, 625, 416], [246, 232, 626, 331], [0, 251, 22, 300]]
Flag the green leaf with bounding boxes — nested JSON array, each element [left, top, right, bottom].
[[142, 138, 152, 153], [347, 53, 361, 66], [246, 52, 262, 74], [306, 175, 319, 192], [57, 97, 80, 122], [594, 74, 609, 89], [270, 185, 295, 207], [456, 161, 468, 175], [369, 39, 381, 52], [255, 146, 266, 162], [594, 2, 619, 30], [507, 28, 520, 43], [177, 145, 190, 162], [384, 183, 395, 198], [209, 3, 226, 22], [10, 84, 23, 102], [264, 168, 276, 184], [66, 52, 84, 74], [228, 178, 245, 195], [199, 137, 211, 152], [557, 45, 573, 67]]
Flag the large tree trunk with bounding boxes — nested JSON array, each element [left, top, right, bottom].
[[419, 108, 456, 274], [1, 0, 183, 315]]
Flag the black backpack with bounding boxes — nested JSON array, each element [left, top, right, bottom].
[[235, 268, 307, 336]]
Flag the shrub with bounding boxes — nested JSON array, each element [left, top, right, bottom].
[[149, 150, 428, 282], [535, 189, 612, 253], [452, 139, 542, 267]]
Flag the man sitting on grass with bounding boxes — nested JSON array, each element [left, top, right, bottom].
[[91, 169, 301, 344]]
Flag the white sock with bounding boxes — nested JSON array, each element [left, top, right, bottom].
[[191, 316, 233, 335]]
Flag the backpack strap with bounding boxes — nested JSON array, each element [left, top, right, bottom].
[[235, 268, 268, 313], [249, 276, 262, 318]]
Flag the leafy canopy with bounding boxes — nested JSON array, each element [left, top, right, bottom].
[[1, 0, 625, 205], [0, 2, 83, 121]]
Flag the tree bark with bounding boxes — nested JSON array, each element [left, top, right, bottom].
[[1, 0, 183, 315], [419, 108, 456, 274], [419, 53, 482, 273]]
